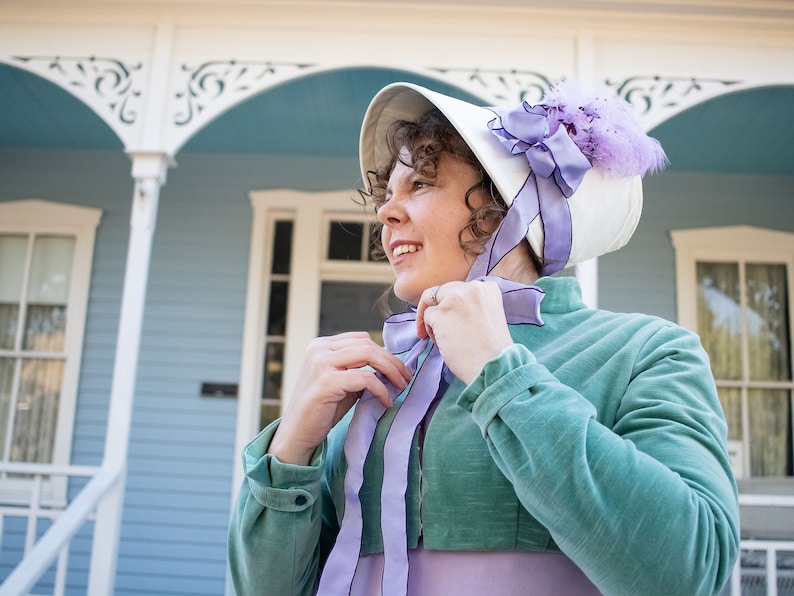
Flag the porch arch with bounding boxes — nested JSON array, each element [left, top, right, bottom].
[[168, 63, 557, 156], [649, 84, 794, 177], [174, 65, 493, 158], [0, 61, 123, 150]]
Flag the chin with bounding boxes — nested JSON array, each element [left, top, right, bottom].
[[393, 283, 419, 306]]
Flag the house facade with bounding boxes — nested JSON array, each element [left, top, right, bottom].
[[0, 0, 793, 593]]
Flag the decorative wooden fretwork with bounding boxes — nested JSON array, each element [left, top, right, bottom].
[[604, 75, 742, 116], [11, 55, 143, 125], [428, 67, 555, 105], [173, 60, 315, 126]]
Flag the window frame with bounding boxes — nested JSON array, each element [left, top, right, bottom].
[[232, 190, 393, 496], [0, 199, 101, 505], [671, 225, 794, 485]]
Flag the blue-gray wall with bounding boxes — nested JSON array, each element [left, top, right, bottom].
[[600, 171, 794, 320]]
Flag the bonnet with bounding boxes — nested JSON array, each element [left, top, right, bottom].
[[359, 80, 667, 276]]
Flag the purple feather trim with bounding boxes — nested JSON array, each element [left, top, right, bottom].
[[542, 79, 668, 178]]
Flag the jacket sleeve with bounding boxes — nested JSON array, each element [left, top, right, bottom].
[[227, 421, 326, 596], [458, 323, 740, 596]]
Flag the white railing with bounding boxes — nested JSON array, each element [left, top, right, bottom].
[[727, 494, 794, 596], [0, 462, 121, 596]]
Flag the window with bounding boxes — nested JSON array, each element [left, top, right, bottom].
[[257, 210, 396, 429], [320, 212, 398, 346], [260, 217, 292, 429], [234, 191, 396, 478], [672, 227, 794, 481], [325, 219, 386, 264], [0, 200, 101, 504]]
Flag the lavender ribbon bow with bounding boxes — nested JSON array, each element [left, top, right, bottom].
[[318, 277, 544, 595], [468, 102, 592, 278]]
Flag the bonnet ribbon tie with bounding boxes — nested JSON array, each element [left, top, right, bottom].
[[319, 97, 593, 595], [318, 277, 544, 596], [468, 102, 592, 279]]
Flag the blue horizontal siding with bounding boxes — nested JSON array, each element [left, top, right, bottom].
[[0, 518, 94, 596], [121, 505, 230, 527], [127, 438, 233, 462], [113, 574, 225, 596]]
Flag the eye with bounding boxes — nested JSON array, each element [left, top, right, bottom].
[[413, 178, 431, 191]]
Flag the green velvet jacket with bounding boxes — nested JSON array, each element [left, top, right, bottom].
[[228, 276, 739, 596]]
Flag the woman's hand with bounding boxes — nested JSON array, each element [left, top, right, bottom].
[[415, 281, 513, 385], [268, 331, 411, 466]]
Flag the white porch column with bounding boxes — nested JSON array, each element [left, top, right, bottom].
[[576, 257, 599, 309], [87, 153, 170, 596]]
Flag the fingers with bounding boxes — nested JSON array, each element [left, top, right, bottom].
[[335, 367, 398, 410], [416, 285, 442, 340], [308, 331, 411, 392], [273, 331, 412, 465], [428, 285, 439, 307], [415, 282, 464, 338]]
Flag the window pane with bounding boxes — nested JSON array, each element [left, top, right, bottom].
[[719, 387, 745, 478], [0, 236, 27, 349], [718, 386, 742, 442], [11, 358, 64, 463], [267, 282, 288, 336], [0, 358, 14, 453], [0, 304, 19, 350], [23, 305, 67, 352], [262, 342, 283, 402], [0, 235, 27, 303], [260, 404, 281, 429], [271, 220, 293, 275], [746, 263, 791, 382], [697, 262, 742, 380], [319, 281, 402, 341], [748, 388, 792, 477], [27, 236, 74, 304], [327, 221, 363, 261]]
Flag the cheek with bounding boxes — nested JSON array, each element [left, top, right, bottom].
[[436, 223, 474, 269], [441, 208, 473, 247]]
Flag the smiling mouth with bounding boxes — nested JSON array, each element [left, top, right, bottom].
[[392, 244, 422, 258]]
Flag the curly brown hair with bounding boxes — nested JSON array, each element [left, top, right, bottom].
[[360, 108, 508, 262]]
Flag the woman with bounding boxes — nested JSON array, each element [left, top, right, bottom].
[[228, 80, 739, 595]]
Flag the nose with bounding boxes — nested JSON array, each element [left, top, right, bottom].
[[376, 194, 405, 227]]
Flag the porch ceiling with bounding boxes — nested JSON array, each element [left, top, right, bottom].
[[1, 64, 793, 177]]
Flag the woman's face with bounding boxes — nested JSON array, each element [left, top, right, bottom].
[[378, 149, 489, 305]]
